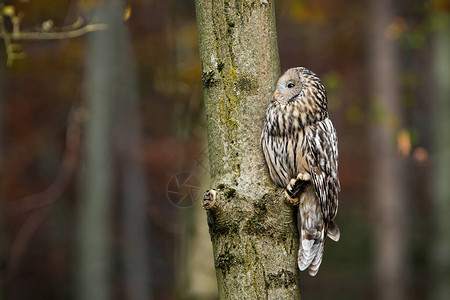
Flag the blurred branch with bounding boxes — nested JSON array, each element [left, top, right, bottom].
[[2, 105, 84, 281], [4, 23, 108, 40], [10, 106, 85, 215], [0, 5, 107, 66]]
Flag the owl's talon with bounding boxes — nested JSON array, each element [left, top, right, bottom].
[[285, 178, 299, 205], [285, 172, 310, 201], [297, 172, 311, 181], [203, 189, 217, 209], [286, 178, 297, 198], [285, 190, 299, 205]]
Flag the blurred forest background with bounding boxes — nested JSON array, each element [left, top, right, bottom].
[[0, 0, 449, 300]]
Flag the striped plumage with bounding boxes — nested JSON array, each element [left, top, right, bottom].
[[261, 67, 340, 276]]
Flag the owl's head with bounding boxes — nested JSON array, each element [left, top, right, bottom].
[[272, 68, 303, 105], [272, 67, 328, 117]]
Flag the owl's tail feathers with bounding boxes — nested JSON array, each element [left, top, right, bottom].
[[297, 207, 325, 276], [297, 226, 325, 276], [327, 221, 340, 242], [297, 221, 339, 276]]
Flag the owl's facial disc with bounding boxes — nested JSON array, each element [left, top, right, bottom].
[[273, 68, 303, 105]]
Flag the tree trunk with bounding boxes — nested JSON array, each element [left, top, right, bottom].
[[431, 11, 450, 300], [75, 1, 123, 299], [115, 13, 152, 300], [195, 1, 301, 299], [184, 202, 219, 299], [177, 170, 218, 300], [0, 53, 6, 289], [368, 0, 406, 299]]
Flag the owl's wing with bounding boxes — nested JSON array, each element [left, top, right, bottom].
[[304, 118, 340, 223]]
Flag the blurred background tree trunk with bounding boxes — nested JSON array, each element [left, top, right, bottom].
[[176, 170, 218, 300], [184, 202, 218, 299], [368, 0, 407, 299], [0, 53, 7, 292], [75, 1, 123, 299], [431, 10, 450, 300], [196, 0, 301, 298], [167, 0, 218, 296], [115, 8, 152, 300]]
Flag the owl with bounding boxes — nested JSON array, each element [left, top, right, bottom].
[[261, 67, 340, 276]]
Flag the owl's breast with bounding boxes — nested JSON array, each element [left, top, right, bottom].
[[265, 102, 306, 137], [261, 121, 309, 187], [282, 129, 309, 181]]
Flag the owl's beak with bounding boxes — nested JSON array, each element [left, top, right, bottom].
[[274, 90, 279, 97]]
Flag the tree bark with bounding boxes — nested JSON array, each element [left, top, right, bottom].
[[368, 0, 406, 299], [431, 11, 450, 300], [195, 1, 301, 299]]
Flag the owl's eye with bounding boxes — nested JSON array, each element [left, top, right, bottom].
[[287, 83, 295, 88]]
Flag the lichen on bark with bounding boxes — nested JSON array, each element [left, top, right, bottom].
[[195, 0, 301, 299]]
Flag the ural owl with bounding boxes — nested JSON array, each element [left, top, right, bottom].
[[261, 67, 340, 276]]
